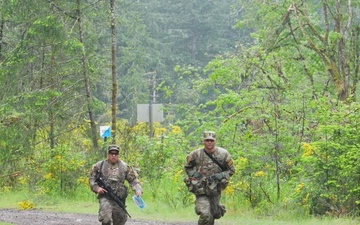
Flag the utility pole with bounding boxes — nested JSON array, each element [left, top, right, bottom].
[[145, 70, 157, 137]]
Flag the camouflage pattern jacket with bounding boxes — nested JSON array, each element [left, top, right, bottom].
[[184, 147, 235, 195], [89, 159, 142, 199]]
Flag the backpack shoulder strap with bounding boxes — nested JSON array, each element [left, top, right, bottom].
[[96, 160, 105, 178], [203, 148, 226, 171]]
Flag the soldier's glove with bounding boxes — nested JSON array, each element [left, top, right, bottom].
[[191, 171, 203, 179], [212, 172, 226, 181]]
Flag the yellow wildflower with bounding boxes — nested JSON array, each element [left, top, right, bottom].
[[296, 182, 305, 193], [302, 142, 314, 157], [174, 169, 183, 182], [171, 126, 183, 134], [224, 184, 235, 195], [254, 170, 265, 177], [18, 200, 35, 210], [44, 173, 53, 179]]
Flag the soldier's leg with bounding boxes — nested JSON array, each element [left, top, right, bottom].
[[210, 194, 226, 219], [112, 204, 128, 225], [195, 195, 214, 225], [98, 197, 113, 225]]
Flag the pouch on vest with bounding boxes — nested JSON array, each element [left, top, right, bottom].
[[205, 179, 219, 196], [115, 185, 128, 201], [184, 177, 205, 195]]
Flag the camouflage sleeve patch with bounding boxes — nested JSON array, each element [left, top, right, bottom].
[[227, 159, 234, 167], [186, 155, 191, 164]]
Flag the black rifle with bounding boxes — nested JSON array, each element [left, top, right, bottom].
[[95, 176, 131, 218]]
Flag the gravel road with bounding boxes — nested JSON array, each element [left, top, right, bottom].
[[0, 209, 196, 225]]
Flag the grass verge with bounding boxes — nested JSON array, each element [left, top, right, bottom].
[[0, 191, 360, 225]]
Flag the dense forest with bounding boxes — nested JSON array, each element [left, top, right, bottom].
[[1, 0, 360, 218]]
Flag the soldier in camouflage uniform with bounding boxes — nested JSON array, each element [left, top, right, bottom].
[[89, 145, 143, 225], [184, 131, 235, 225]]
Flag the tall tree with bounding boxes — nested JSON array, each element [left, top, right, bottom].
[[75, 0, 99, 150], [237, 0, 360, 101], [110, 0, 118, 142]]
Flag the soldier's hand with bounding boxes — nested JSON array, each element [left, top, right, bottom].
[[192, 171, 203, 179], [212, 172, 225, 181], [135, 190, 142, 197], [97, 187, 107, 194]]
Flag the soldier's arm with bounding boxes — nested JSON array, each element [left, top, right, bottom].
[[184, 151, 198, 177], [125, 165, 143, 195], [223, 153, 235, 178], [89, 162, 101, 193]]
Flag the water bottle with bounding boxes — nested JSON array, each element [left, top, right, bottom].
[[132, 195, 146, 209]]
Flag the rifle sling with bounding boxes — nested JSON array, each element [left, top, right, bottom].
[[203, 149, 226, 171]]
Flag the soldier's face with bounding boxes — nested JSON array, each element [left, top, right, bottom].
[[108, 151, 119, 164], [204, 139, 215, 150]]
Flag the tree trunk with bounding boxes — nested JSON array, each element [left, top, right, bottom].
[[290, 1, 358, 101], [76, 0, 99, 150], [0, 17, 3, 62], [110, 0, 118, 143]]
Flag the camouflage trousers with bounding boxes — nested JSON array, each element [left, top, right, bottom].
[[195, 194, 226, 225], [98, 196, 128, 225]]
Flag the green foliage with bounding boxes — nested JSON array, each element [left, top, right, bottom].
[[145, 170, 193, 209], [32, 145, 88, 197], [130, 126, 189, 181], [297, 102, 360, 216]]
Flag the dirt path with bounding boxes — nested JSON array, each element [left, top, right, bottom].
[[0, 209, 196, 225]]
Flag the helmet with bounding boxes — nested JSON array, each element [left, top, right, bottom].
[[108, 145, 120, 152], [203, 131, 216, 140]]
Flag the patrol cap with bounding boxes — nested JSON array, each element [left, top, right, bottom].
[[108, 145, 120, 152], [203, 131, 216, 140]]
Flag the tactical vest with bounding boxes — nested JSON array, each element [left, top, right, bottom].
[[98, 160, 128, 200]]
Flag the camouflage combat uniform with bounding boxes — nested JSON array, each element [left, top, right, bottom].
[[89, 159, 142, 225], [184, 135, 235, 225]]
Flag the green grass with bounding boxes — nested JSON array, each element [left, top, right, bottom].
[[0, 191, 359, 225]]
